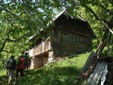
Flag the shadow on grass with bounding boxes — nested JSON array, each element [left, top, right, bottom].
[[0, 75, 7, 85], [17, 66, 83, 85], [0, 65, 84, 85]]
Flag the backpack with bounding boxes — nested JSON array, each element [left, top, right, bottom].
[[17, 57, 25, 69], [6, 58, 16, 69]]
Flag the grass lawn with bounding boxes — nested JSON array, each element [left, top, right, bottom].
[[0, 52, 90, 85]]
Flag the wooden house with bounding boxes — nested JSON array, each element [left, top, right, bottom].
[[28, 10, 96, 69]]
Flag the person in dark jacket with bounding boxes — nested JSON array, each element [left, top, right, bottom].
[[6, 55, 16, 85]]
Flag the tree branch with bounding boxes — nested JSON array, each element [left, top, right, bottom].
[[0, 38, 7, 52], [0, 5, 19, 19], [2, 50, 10, 53], [6, 39, 16, 42], [0, 27, 15, 52], [85, 5, 113, 29], [85, 5, 100, 21], [97, 3, 113, 15], [85, 5, 113, 58]]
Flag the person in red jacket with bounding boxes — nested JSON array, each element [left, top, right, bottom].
[[16, 55, 25, 78]]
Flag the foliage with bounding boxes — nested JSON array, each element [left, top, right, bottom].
[[0, 69, 6, 76], [0, 52, 90, 85], [0, 0, 113, 69], [0, 0, 113, 84]]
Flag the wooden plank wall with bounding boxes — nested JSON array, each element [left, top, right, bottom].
[[51, 32, 92, 56]]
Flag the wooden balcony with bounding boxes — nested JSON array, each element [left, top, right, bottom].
[[29, 38, 51, 57]]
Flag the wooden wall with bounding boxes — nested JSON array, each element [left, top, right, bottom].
[[28, 38, 52, 69], [51, 30, 92, 57], [33, 39, 51, 56]]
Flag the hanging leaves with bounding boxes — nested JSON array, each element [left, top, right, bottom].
[[0, 0, 113, 60]]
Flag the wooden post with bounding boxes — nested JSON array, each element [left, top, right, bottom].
[[96, 28, 109, 58]]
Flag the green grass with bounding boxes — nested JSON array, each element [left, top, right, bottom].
[[0, 52, 90, 85]]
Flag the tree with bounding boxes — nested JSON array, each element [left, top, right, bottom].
[[0, 0, 113, 64], [78, 0, 113, 55]]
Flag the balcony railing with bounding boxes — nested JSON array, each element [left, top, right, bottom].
[[29, 38, 51, 57]]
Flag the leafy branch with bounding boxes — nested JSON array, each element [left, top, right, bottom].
[[0, 38, 7, 52]]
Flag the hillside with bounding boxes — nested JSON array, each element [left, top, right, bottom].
[[0, 52, 90, 85]]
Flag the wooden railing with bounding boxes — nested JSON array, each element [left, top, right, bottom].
[[29, 38, 51, 57]]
